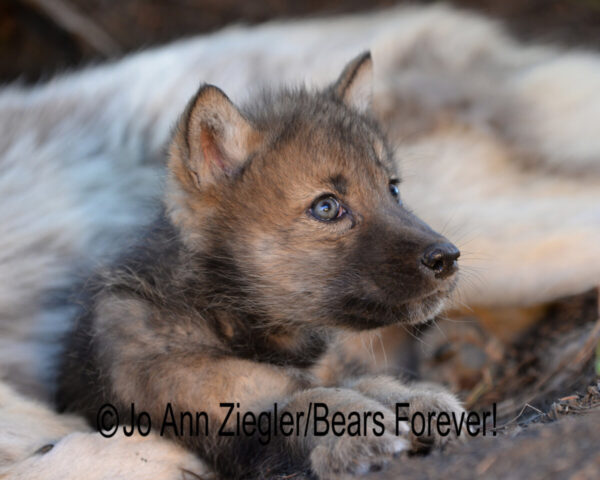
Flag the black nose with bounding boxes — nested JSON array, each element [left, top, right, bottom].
[[421, 243, 460, 278]]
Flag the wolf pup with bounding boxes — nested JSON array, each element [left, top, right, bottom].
[[57, 52, 463, 479]]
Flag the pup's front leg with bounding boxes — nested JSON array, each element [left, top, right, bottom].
[[281, 387, 410, 479], [347, 376, 465, 452], [117, 362, 410, 478], [83, 342, 409, 478]]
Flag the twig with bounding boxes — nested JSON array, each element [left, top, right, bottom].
[[22, 0, 121, 57]]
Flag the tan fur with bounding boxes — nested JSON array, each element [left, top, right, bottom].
[[2, 3, 600, 402], [55, 54, 464, 479], [1, 3, 599, 479]]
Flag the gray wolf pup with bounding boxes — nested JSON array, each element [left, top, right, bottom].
[[57, 52, 463, 479]]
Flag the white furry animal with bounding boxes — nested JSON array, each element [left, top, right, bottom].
[[1, 4, 599, 478], [0, 381, 208, 479]]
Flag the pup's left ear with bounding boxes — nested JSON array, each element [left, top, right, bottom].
[[331, 51, 373, 114]]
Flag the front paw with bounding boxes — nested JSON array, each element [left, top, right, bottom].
[[309, 427, 408, 479], [286, 388, 410, 479], [350, 376, 465, 453], [398, 384, 465, 452]]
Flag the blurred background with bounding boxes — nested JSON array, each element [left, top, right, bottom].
[[2, 0, 600, 84]]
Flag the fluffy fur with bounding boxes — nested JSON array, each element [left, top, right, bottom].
[[0, 382, 208, 480], [1, 3, 600, 478], [2, 3, 600, 397], [55, 53, 463, 479]]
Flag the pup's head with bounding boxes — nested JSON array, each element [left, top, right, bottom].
[[167, 52, 459, 330]]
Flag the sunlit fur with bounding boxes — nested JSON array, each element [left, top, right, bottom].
[[1, 3, 600, 478]]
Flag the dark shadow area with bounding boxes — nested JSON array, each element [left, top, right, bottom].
[[2, 0, 600, 83]]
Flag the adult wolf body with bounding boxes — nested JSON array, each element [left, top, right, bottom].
[[57, 54, 464, 479]]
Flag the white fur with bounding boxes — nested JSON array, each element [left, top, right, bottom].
[[1, 4, 600, 476], [0, 382, 208, 479]]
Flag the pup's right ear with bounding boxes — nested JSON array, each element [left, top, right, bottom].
[[174, 84, 260, 189], [331, 51, 373, 114]]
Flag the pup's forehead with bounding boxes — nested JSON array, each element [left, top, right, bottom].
[[246, 89, 393, 162], [240, 124, 394, 211], [271, 110, 395, 180], [238, 89, 398, 201]]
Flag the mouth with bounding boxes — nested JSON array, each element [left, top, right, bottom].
[[402, 290, 450, 325], [336, 280, 457, 330]]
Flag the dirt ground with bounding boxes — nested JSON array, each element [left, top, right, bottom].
[[377, 411, 600, 480], [2, 1, 599, 478], [374, 288, 600, 480], [315, 287, 600, 480]]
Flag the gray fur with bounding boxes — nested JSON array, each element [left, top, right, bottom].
[[1, 3, 599, 401]]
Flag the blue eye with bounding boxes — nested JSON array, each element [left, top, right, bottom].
[[311, 195, 343, 221], [389, 182, 402, 204]]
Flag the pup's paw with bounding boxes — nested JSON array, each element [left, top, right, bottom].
[[349, 376, 465, 453], [288, 388, 409, 479], [309, 427, 408, 479], [399, 384, 465, 452]]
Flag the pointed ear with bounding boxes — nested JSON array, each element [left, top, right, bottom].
[[331, 51, 373, 114], [179, 84, 259, 188]]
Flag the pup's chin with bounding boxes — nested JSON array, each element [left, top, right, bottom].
[[402, 292, 449, 325], [335, 285, 455, 330]]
